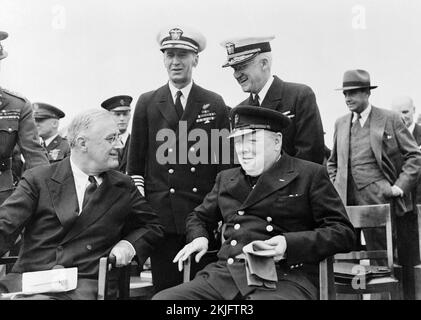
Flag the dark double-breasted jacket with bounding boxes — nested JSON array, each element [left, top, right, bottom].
[[0, 158, 164, 295], [186, 154, 355, 299], [127, 82, 233, 235]]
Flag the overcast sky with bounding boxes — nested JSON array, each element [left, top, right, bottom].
[[1, 0, 420, 147]]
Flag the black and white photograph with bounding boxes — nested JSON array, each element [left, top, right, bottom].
[[1, 0, 421, 307]]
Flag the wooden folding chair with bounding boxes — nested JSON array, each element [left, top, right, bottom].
[[332, 204, 401, 299]]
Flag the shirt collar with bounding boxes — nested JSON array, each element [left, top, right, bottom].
[[69, 157, 102, 186], [44, 133, 59, 147], [120, 131, 129, 145], [253, 75, 274, 103], [408, 122, 416, 134], [168, 80, 193, 103], [354, 104, 372, 126]]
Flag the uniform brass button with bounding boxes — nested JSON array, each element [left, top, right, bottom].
[[170, 188, 175, 194], [191, 167, 196, 173], [190, 147, 195, 152], [169, 148, 173, 153], [231, 240, 237, 246], [234, 224, 240, 230], [266, 225, 274, 232], [86, 245, 92, 250], [266, 217, 273, 223], [8, 128, 12, 132], [192, 188, 198, 193], [227, 258, 234, 265], [238, 211, 245, 216], [168, 169, 174, 174]]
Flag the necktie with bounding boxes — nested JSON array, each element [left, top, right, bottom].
[[174, 91, 184, 119], [353, 113, 362, 128], [250, 93, 260, 107], [82, 176, 97, 209]]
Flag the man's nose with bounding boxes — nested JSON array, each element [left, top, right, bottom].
[[114, 138, 124, 149]]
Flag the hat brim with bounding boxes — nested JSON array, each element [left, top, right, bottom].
[[110, 106, 131, 112], [160, 43, 199, 53], [222, 52, 258, 68], [335, 85, 378, 91], [228, 128, 256, 139]]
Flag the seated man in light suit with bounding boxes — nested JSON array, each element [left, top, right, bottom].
[[153, 106, 355, 300], [0, 109, 164, 300]]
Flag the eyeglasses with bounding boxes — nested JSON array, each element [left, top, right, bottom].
[[104, 133, 122, 145]]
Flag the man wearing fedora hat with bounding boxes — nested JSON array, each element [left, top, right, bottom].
[[220, 36, 325, 165], [33, 102, 70, 163], [127, 26, 233, 292], [327, 70, 421, 274], [0, 31, 48, 206], [153, 106, 355, 300]]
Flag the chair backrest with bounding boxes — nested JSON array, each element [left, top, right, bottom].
[[335, 204, 393, 269]]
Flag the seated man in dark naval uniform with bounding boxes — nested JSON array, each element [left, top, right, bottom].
[[153, 106, 355, 300], [33, 102, 70, 163]]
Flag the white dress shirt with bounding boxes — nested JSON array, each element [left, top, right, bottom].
[[252, 75, 274, 105], [353, 104, 372, 127], [168, 80, 193, 110], [69, 158, 103, 215]]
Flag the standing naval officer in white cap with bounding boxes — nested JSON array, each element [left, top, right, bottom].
[[127, 25, 233, 292], [221, 36, 325, 164]]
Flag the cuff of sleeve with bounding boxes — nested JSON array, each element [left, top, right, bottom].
[[120, 240, 136, 260]]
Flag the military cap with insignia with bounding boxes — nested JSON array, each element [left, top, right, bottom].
[[101, 95, 133, 112], [220, 36, 275, 68], [157, 26, 206, 53], [229, 105, 291, 138], [0, 30, 8, 60], [33, 102, 65, 119]]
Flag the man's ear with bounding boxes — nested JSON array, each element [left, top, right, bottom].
[[193, 54, 199, 68], [275, 133, 283, 151], [76, 136, 87, 151]]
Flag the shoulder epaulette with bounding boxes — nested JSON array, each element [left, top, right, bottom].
[[1, 88, 29, 102]]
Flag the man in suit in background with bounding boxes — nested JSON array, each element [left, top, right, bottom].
[[33, 102, 70, 163], [220, 36, 325, 164], [0, 30, 48, 206], [391, 96, 421, 204], [127, 26, 233, 292], [101, 95, 133, 173], [0, 109, 163, 299], [154, 106, 355, 300], [327, 70, 421, 298]]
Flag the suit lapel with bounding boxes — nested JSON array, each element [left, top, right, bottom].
[[181, 83, 203, 133], [46, 136, 61, 152], [369, 106, 386, 168], [46, 158, 79, 231], [260, 76, 284, 110], [239, 154, 298, 210], [224, 168, 251, 204], [157, 84, 179, 131], [338, 114, 352, 169], [61, 171, 124, 245]]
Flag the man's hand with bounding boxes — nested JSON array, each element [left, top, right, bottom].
[[264, 235, 287, 262], [391, 185, 404, 197], [109, 240, 136, 267], [173, 237, 209, 272]]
